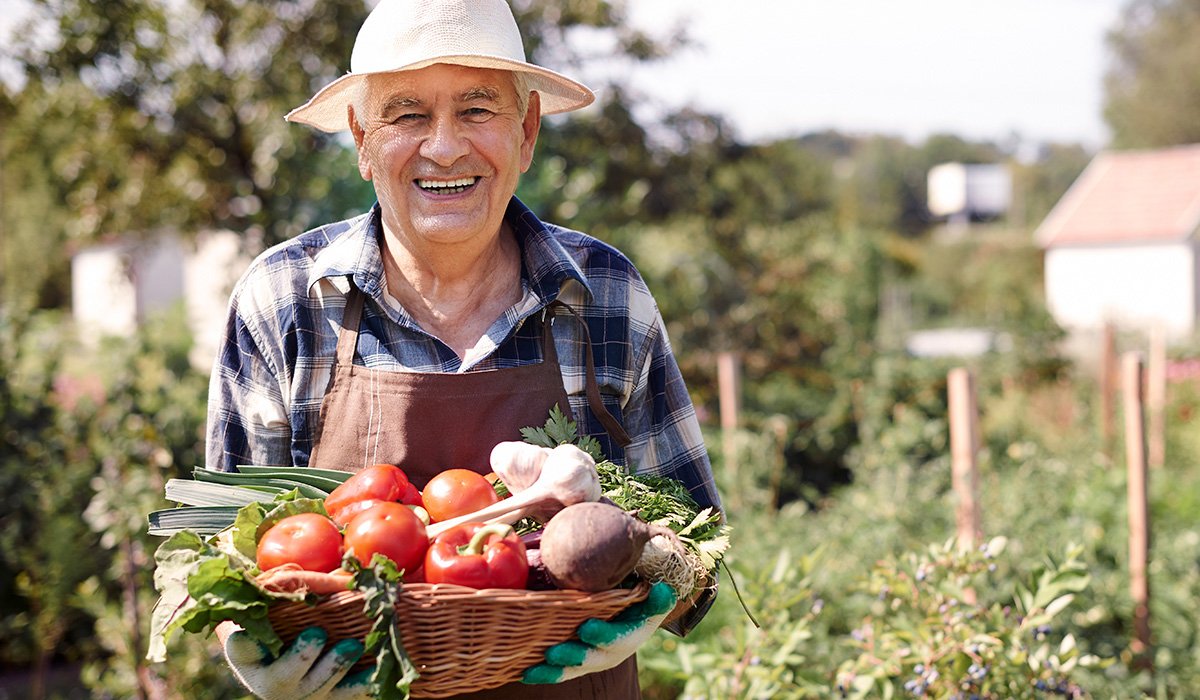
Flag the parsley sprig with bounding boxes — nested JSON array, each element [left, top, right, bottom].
[[346, 554, 419, 700]]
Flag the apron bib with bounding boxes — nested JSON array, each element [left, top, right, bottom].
[[307, 287, 639, 699]]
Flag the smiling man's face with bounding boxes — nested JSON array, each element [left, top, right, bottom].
[[350, 64, 540, 250]]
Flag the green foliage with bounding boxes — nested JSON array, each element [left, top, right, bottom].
[[0, 311, 104, 673], [640, 549, 827, 699], [0, 0, 375, 308], [623, 213, 884, 498], [0, 304, 242, 697], [1105, 0, 1200, 148], [835, 538, 1104, 699]]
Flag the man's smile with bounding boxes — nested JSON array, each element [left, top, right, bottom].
[[416, 177, 480, 194]]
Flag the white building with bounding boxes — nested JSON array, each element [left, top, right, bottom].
[[1035, 143, 1200, 341], [927, 162, 1013, 220], [71, 231, 253, 369]]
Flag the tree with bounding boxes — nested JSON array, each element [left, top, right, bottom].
[[1, 0, 374, 308], [1104, 0, 1200, 147]]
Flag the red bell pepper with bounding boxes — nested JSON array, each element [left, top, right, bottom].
[[424, 522, 529, 589]]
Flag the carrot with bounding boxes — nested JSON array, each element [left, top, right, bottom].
[[256, 564, 354, 595]]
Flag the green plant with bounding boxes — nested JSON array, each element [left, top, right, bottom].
[[834, 538, 1108, 699]]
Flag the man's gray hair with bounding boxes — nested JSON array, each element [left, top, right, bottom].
[[352, 69, 534, 129]]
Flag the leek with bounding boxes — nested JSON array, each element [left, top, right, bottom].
[[148, 506, 241, 537]]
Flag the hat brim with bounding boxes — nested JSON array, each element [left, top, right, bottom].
[[285, 55, 595, 132]]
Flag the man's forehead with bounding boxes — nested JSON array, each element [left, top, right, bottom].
[[364, 66, 514, 104]]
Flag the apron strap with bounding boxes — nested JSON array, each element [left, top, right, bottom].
[[546, 300, 633, 448], [335, 285, 367, 368]]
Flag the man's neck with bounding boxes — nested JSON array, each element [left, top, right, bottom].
[[380, 222, 524, 359]]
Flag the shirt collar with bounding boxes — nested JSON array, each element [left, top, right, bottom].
[[505, 197, 592, 303], [307, 198, 592, 304], [306, 207, 386, 298]]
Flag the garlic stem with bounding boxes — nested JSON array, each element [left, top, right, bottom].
[[427, 444, 599, 540]]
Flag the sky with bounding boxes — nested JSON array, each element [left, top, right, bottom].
[[1, 0, 1129, 148], [615, 0, 1129, 148]]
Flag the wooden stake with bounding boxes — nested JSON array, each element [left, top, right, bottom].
[[1101, 322, 1117, 460], [717, 351, 741, 484], [1122, 352, 1153, 671], [948, 368, 981, 553], [1147, 325, 1167, 470]]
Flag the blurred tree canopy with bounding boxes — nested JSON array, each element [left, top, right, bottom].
[[1104, 0, 1200, 147], [0, 0, 373, 310]]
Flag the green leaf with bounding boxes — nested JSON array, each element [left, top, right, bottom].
[[146, 527, 301, 663], [231, 502, 268, 561], [345, 556, 417, 699]]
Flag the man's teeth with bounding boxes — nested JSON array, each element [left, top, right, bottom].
[[418, 177, 477, 193]]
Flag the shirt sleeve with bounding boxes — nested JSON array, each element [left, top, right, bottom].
[[622, 307, 721, 513], [621, 306, 723, 638], [205, 294, 294, 471]]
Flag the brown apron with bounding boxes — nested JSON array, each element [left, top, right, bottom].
[[308, 287, 640, 699]]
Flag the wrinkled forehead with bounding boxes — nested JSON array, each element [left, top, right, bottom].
[[359, 64, 520, 108]]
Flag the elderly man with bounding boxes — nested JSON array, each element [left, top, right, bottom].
[[207, 0, 721, 698]]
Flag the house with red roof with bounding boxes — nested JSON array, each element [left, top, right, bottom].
[[1035, 143, 1200, 340]]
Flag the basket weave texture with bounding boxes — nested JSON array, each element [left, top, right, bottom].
[[267, 581, 650, 698]]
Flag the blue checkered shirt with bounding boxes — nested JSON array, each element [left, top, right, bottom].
[[205, 197, 720, 514]]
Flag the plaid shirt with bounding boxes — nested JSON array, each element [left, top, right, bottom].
[[205, 197, 720, 514]]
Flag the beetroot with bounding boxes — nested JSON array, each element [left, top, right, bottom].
[[539, 501, 672, 592]]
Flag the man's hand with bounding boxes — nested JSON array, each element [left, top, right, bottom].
[[522, 581, 679, 684], [223, 625, 372, 699]]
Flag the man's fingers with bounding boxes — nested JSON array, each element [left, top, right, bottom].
[[297, 638, 365, 697], [329, 666, 375, 697], [223, 629, 273, 667]]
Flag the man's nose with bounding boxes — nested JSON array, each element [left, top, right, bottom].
[[419, 114, 470, 166]]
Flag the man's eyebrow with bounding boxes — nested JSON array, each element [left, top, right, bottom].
[[379, 95, 422, 115], [460, 85, 502, 102]]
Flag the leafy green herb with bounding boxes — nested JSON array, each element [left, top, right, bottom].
[[146, 527, 304, 663], [146, 495, 327, 663], [519, 405, 603, 461], [521, 408, 729, 562], [346, 554, 418, 700]]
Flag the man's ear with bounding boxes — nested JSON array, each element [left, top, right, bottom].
[[519, 90, 542, 173], [348, 105, 372, 181]]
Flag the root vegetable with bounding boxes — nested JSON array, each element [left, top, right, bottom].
[[634, 532, 701, 598], [539, 502, 675, 592], [255, 565, 354, 595], [426, 443, 600, 540]]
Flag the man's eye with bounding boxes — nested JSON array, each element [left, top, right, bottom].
[[391, 113, 425, 123], [464, 108, 494, 121]]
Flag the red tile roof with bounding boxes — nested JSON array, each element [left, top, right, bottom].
[[1036, 143, 1200, 247]]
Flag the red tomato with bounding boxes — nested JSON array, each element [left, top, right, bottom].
[[325, 463, 414, 527], [342, 502, 428, 573], [256, 513, 344, 573], [421, 468, 501, 523]]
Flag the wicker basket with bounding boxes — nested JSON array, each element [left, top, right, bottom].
[[267, 581, 650, 698]]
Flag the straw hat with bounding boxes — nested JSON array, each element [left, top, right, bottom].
[[285, 0, 595, 132]]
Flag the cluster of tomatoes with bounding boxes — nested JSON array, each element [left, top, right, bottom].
[[255, 463, 528, 589]]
